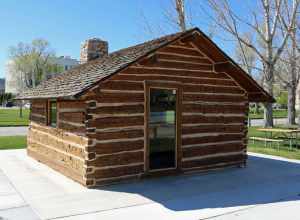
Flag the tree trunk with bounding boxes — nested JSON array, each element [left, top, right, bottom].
[[288, 27, 297, 126], [263, 64, 274, 127], [19, 101, 23, 118], [287, 85, 296, 125], [175, 0, 186, 31], [264, 102, 273, 127], [263, 70, 274, 127]]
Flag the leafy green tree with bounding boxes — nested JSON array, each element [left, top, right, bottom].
[[276, 91, 288, 108], [9, 39, 59, 89]]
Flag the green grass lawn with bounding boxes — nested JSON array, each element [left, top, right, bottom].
[[0, 108, 29, 126], [248, 126, 300, 160], [249, 109, 288, 119], [0, 136, 27, 150]]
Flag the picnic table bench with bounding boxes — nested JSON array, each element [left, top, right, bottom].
[[250, 128, 300, 150], [249, 136, 284, 149]]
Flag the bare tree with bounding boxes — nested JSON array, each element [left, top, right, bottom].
[[139, 0, 189, 36], [206, 0, 299, 127], [234, 32, 258, 76], [276, 1, 300, 125], [175, 0, 186, 31]]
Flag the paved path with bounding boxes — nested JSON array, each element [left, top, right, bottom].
[[0, 127, 28, 136], [0, 165, 40, 219], [0, 150, 300, 219], [250, 118, 299, 126]]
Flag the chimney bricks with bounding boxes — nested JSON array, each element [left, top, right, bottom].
[[80, 38, 108, 64]]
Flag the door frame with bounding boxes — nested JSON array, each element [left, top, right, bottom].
[[144, 81, 182, 174]]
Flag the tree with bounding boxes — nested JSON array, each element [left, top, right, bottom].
[[275, 1, 300, 125], [276, 91, 288, 108], [9, 39, 62, 118], [206, 0, 300, 127], [175, 0, 186, 31], [234, 32, 257, 76], [9, 39, 58, 89]]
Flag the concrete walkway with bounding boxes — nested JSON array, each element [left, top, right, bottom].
[[0, 127, 28, 136], [0, 150, 300, 220], [0, 164, 39, 219], [250, 118, 297, 126]]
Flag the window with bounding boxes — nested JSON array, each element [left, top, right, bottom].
[[48, 101, 57, 127], [64, 65, 68, 71], [149, 88, 177, 170]]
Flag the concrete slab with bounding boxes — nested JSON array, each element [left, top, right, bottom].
[[0, 127, 28, 136], [0, 150, 300, 220], [0, 205, 40, 220]]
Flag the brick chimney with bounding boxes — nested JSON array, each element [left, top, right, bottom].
[[80, 38, 108, 64]]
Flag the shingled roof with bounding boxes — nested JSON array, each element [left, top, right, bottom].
[[17, 27, 274, 102], [17, 29, 197, 100]]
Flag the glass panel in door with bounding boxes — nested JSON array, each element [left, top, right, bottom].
[[149, 88, 176, 170]]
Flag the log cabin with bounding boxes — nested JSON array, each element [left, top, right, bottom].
[[17, 28, 274, 187]]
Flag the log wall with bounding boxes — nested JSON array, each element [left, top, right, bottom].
[[83, 39, 249, 186], [28, 100, 90, 186]]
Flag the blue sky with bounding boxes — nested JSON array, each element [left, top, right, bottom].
[[0, 0, 251, 78]]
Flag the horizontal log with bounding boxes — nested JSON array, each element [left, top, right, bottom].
[[28, 129, 86, 158], [88, 93, 144, 103], [100, 80, 144, 91], [182, 160, 244, 173], [142, 59, 213, 71], [182, 124, 245, 134], [59, 112, 85, 123], [88, 129, 144, 141], [182, 133, 245, 146], [28, 140, 84, 171], [31, 107, 46, 115], [87, 104, 144, 115], [87, 116, 144, 129], [94, 174, 140, 186], [31, 100, 47, 108], [170, 41, 195, 48], [88, 139, 144, 155], [59, 101, 86, 109], [87, 151, 144, 167], [158, 46, 204, 57], [183, 93, 247, 103], [184, 85, 244, 94], [182, 104, 247, 114], [182, 143, 245, 158], [182, 115, 246, 124], [114, 74, 237, 87], [182, 154, 247, 169], [28, 149, 86, 186], [30, 123, 88, 146], [58, 121, 86, 133], [30, 114, 46, 124], [86, 164, 144, 179], [156, 53, 212, 64], [121, 66, 230, 79]]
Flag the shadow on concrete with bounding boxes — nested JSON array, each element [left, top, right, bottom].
[[98, 155, 300, 211]]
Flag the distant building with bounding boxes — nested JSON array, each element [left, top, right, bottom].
[[53, 56, 79, 71], [5, 56, 79, 95], [5, 60, 22, 94], [0, 78, 5, 94]]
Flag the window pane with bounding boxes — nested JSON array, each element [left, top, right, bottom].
[[50, 102, 57, 127], [149, 88, 176, 170]]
